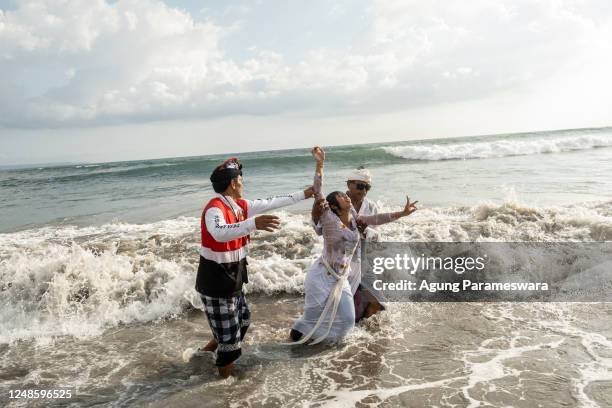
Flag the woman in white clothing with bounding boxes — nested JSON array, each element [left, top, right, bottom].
[[290, 147, 418, 344]]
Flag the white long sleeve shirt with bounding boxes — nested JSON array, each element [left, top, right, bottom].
[[204, 191, 306, 243]]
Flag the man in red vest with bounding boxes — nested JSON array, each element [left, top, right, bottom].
[[197, 157, 313, 377]]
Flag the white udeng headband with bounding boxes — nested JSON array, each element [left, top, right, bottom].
[[347, 168, 372, 184]]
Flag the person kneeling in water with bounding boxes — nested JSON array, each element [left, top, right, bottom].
[[197, 157, 314, 377], [290, 147, 417, 344], [311, 167, 387, 322]]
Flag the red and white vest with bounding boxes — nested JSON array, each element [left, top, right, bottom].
[[200, 197, 250, 263], [196, 196, 250, 297]]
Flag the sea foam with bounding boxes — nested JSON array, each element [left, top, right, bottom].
[[383, 134, 612, 161], [0, 201, 610, 342]]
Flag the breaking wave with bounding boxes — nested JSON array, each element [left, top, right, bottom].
[[0, 200, 610, 342], [383, 134, 612, 161]]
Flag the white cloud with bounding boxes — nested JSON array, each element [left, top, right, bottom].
[[0, 0, 230, 126], [0, 0, 611, 128]]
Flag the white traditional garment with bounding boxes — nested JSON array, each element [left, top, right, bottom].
[[353, 197, 391, 308], [313, 197, 380, 295], [350, 197, 381, 295], [291, 172, 402, 344]]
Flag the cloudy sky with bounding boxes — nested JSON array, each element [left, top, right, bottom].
[[0, 0, 611, 165]]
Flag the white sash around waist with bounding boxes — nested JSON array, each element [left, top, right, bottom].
[[285, 247, 357, 346]]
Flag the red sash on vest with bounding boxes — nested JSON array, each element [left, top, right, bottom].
[[201, 196, 250, 253]]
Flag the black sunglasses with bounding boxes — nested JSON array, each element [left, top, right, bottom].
[[353, 182, 371, 191]]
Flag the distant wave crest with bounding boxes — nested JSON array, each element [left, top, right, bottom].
[[383, 134, 612, 161]]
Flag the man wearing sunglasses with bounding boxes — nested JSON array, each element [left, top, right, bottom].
[[311, 167, 385, 320], [346, 167, 380, 242], [197, 157, 314, 378]]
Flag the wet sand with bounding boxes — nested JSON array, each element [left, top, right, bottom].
[[2, 297, 611, 407]]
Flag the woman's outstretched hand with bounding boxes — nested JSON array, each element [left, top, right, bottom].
[[402, 196, 418, 216], [311, 146, 325, 163]]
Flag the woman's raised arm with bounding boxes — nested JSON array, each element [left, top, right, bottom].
[[311, 146, 325, 200]]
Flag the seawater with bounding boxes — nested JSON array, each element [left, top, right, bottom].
[[1, 126, 610, 232], [0, 127, 611, 407]]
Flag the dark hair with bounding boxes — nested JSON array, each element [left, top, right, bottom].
[[326, 191, 343, 216], [212, 179, 233, 193], [212, 175, 242, 193], [210, 158, 242, 193]]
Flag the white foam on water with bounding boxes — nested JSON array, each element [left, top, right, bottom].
[[182, 347, 196, 363], [531, 305, 612, 408], [306, 303, 611, 407], [460, 333, 565, 407], [0, 212, 321, 343], [245, 254, 309, 295], [315, 377, 460, 408], [478, 303, 612, 408], [0, 217, 201, 343], [372, 200, 611, 243], [383, 133, 612, 161], [1, 201, 610, 343], [0, 243, 197, 343]]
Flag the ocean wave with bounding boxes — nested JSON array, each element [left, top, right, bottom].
[[0, 201, 610, 343], [1, 161, 187, 189], [0, 217, 201, 343], [75, 164, 101, 169], [382, 134, 612, 161]]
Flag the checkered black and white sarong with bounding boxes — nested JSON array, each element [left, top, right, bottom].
[[201, 292, 251, 367]]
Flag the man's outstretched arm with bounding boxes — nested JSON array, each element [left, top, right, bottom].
[[246, 187, 314, 216], [205, 207, 280, 242]]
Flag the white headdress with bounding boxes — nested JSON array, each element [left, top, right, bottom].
[[347, 167, 371, 184]]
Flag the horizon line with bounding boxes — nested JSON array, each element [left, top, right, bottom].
[[1, 124, 610, 171]]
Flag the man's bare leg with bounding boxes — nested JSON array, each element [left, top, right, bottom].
[[364, 300, 383, 318], [218, 362, 234, 378], [202, 338, 218, 352]]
